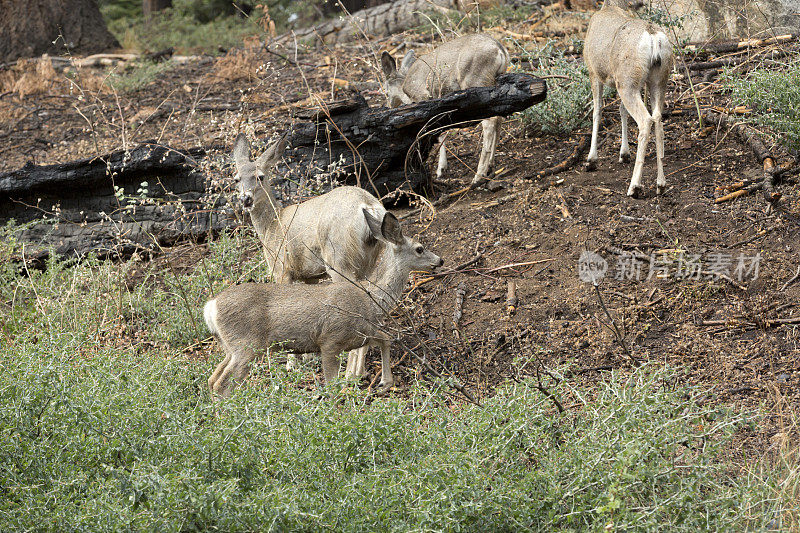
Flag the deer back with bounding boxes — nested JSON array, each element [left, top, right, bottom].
[[584, 6, 673, 88], [264, 186, 387, 282], [384, 33, 508, 104], [207, 282, 382, 355]]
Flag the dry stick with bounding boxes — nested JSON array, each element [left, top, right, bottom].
[[593, 284, 638, 363], [505, 280, 518, 316], [534, 363, 564, 414], [452, 281, 466, 337], [781, 266, 800, 292], [685, 33, 799, 55], [527, 134, 591, 181], [482, 258, 552, 274], [399, 339, 480, 405]]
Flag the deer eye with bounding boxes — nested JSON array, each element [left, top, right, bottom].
[[415, 246, 423, 254]]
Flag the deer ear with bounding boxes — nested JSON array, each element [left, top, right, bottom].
[[363, 207, 384, 240], [380, 51, 397, 77], [232, 133, 251, 173], [255, 134, 287, 174], [399, 49, 415, 73], [380, 212, 404, 245]]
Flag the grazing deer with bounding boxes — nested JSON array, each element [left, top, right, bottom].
[[233, 133, 390, 375], [380, 33, 509, 186], [204, 210, 443, 398], [584, 0, 673, 197]]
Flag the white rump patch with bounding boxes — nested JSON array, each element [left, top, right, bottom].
[[203, 299, 218, 336]]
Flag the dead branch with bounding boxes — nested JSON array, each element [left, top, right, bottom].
[[452, 281, 466, 336], [685, 34, 799, 55], [505, 280, 518, 316], [527, 134, 590, 181], [781, 266, 800, 292]]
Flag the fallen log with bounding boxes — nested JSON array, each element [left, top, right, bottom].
[[0, 142, 234, 262], [685, 34, 799, 56], [278, 73, 547, 199]]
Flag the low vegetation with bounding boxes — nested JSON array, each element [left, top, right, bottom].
[[720, 58, 800, 156], [0, 225, 796, 531], [517, 44, 591, 136]]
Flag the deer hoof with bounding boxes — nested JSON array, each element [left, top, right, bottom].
[[376, 381, 394, 394], [619, 153, 631, 164], [584, 160, 597, 171], [627, 185, 643, 198], [656, 184, 666, 195]]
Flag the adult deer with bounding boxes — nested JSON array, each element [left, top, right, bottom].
[[205, 210, 443, 398], [380, 33, 509, 186], [232, 133, 386, 376], [584, 0, 673, 197]]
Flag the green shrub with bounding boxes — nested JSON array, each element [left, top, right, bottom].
[[720, 59, 800, 155], [0, 226, 793, 530], [517, 43, 591, 136], [107, 59, 176, 93]]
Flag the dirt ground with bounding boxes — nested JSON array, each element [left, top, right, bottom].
[[2, 22, 799, 457]]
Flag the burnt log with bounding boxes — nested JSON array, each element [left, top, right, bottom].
[[0, 143, 234, 262], [278, 72, 547, 199]]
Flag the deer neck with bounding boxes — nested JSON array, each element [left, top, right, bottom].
[[248, 182, 281, 244], [367, 245, 412, 315]]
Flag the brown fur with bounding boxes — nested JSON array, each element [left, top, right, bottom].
[[204, 211, 444, 398]]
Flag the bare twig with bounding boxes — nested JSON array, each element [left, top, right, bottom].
[[781, 266, 800, 292]]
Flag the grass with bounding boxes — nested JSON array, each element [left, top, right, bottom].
[[0, 222, 797, 531], [720, 58, 800, 156], [107, 59, 177, 93]]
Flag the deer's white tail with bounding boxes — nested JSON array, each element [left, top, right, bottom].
[[638, 31, 671, 70], [204, 299, 218, 336]]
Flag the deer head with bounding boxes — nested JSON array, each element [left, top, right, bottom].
[[231, 133, 287, 210]]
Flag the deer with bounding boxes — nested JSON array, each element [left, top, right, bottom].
[[583, 0, 673, 197], [204, 209, 444, 398], [232, 133, 388, 377], [380, 33, 509, 186]]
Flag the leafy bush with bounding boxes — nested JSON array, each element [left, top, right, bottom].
[[0, 226, 794, 530], [720, 59, 800, 155], [517, 44, 591, 136]]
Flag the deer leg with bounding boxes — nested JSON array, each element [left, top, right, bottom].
[[319, 345, 341, 386], [345, 346, 368, 379], [436, 132, 449, 178], [619, 86, 653, 198], [649, 81, 666, 194], [586, 77, 603, 170], [619, 101, 631, 163], [212, 346, 256, 399], [473, 117, 500, 185], [375, 335, 394, 392], [208, 351, 231, 395]]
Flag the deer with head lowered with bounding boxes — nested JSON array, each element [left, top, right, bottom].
[[204, 210, 443, 398], [584, 0, 673, 197], [380, 33, 509, 186], [232, 133, 390, 376]]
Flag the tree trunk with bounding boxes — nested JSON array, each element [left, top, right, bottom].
[[143, 0, 173, 20], [0, 0, 119, 63]]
